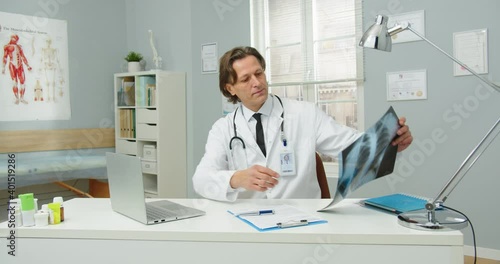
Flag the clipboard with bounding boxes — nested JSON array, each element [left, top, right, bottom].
[[228, 204, 327, 232]]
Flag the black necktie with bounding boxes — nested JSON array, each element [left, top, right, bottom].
[[253, 113, 266, 157]]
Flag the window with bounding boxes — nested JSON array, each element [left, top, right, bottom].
[[250, 0, 364, 176]]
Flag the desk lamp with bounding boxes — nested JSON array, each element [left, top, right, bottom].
[[359, 14, 500, 231]]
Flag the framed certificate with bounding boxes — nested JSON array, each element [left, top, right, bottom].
[[201, 42, 218, 74], [453, 29, 488, 76], [386, 70, 427, 101]]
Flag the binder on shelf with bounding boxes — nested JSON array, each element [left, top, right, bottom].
[[124, 109, 130, 137], [118, 109, 136, 138], [131, 109, 136, 138], [119, 110, 124, 137], [119, 109, 131, 138], [361, 193, 428, 214]]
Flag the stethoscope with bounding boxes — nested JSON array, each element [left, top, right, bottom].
[[229, 95, 287, 153]]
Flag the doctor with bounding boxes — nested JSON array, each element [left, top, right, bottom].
[[193, 46, 413, 202]]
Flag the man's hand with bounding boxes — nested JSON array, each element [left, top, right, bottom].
[[230, 165, 280, 192], [392, 117, 413, 152]]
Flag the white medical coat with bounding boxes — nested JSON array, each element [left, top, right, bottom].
[[193, 96, 361, 201]]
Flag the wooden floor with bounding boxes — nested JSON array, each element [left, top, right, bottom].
[[465, 256, 500, 264]]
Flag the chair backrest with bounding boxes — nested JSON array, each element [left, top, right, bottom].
[[315, 153, 331, 198]]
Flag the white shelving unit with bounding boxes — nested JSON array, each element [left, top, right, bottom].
[[113, 70, 187, 198]]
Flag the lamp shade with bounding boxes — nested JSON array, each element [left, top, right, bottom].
[[359, 15, 392, 52]]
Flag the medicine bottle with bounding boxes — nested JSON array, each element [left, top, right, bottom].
[[41, 204, 54, 224], [53, 197, 64, 222], [48, 203, 61, 224]]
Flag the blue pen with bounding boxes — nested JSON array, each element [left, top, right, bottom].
[[236, 209, 275, 216]]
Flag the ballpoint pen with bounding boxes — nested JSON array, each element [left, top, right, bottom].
[[236, 209, 275, 216], [276, 219, 309, 228]]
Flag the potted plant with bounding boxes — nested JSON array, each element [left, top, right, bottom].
[[125, 51, 143, 72]]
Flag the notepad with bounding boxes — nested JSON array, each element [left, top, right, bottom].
[[362, 193, 428, 214], [228, 204, 327, 232]]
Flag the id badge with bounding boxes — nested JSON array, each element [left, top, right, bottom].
[[280, 149, 296, 176]]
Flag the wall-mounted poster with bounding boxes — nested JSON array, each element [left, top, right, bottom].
[[0, 11, 70, 121]]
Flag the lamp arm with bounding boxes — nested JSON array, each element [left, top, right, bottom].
[[390, 24, 500, 92], [387, 23, 500, 211], [429, 118, 500, 209]]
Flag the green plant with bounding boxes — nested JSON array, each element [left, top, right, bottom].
[[124, 51, 143, 62]]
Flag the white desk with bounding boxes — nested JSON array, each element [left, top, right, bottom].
[[0, 198, 463, 264]]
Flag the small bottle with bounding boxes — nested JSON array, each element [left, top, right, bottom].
[[19, 193, 36, 227], [41, 204, 53, 225], [14, 208, 23, 227], [53, 197, 64, 222], [48, 203, 61, 224], [34, 211, 49, 227], [10, 199, 23, 227]]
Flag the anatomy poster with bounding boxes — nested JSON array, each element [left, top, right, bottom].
[[0, 11, 70, 121]]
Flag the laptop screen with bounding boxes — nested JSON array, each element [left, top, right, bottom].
[[106, 152, 149, 223]]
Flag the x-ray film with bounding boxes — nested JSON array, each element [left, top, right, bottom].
[[318, 107, 399, 211]]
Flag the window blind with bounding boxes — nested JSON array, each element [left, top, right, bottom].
[[250, 0, 364, 86]]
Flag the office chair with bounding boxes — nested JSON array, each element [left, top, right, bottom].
[[315, 153, 331, 198]]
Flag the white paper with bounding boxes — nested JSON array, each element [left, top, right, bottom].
[[386, 70, 427, 101], [230, 204, 324, 230], [201, 42, 218, 74], [453, 29, 488, 76]]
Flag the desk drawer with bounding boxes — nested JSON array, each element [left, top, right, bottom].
[[137, 123, 158, 139], [137, 108, 158, 124], [115, 139, 137, 155]]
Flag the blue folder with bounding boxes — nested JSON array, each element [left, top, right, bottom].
[[363, 193, 428, 214]]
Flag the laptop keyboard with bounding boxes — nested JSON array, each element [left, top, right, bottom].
[[145, 200, 205, 223], [146, 203, 177, 221]]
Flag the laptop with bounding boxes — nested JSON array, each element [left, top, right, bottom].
[[105, 152, 205, 225]]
